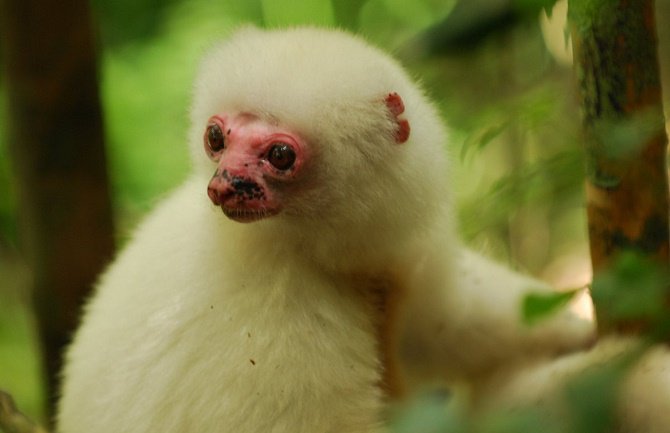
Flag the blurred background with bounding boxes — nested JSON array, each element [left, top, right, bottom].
[[1, 0, 669, 425]]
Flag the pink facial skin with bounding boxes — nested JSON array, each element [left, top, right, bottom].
[[205, 94, 409, 222], [204, 113, 307, 223]]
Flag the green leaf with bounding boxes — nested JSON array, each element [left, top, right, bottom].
[[461, 120, 510, 160], [592, 111, 664, 160], [522, 289, 581, 325], [591, 251, 669, 328], [563, 344, 645, 433], [391, 392, 465, 433]]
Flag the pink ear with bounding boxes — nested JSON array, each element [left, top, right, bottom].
[[385, 92, 410, 144]]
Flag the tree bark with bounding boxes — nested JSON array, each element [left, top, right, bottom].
[[569, 0, 669, 335], [0, 0, 115, 422]]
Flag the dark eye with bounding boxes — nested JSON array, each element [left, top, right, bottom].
[[206, 123, 225, 153], [267, 143, 296, 171]]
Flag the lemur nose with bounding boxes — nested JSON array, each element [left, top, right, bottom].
[[230, 177, 258, 193]]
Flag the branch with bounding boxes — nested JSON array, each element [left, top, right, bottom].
[[0, 390, 49, 433], [569, 0, 670, 335]]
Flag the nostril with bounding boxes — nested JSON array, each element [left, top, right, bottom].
[[208, 175, 261, 206], [230, 177, 258, 194], [207, 184, 235, 205], [207, 186, 221, 205], [230, 177, 243, 188]]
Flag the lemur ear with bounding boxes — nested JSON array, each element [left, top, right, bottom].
[[384, 92, 410, 144]]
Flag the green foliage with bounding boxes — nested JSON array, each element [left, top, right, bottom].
[[392, 397, 563, 433], [591, 110, 664, 160], [522, 288, 582, 325], [584, 110, 664, 189], [261, 0, 335, 26], [563, 364, 622, 433], [452, 73, 585, 250], [476, 409, 563, 433], [0, 275, 45, 423], [591, 251, 670, 338], [407, 0, 510, 53], [391, 393, 465, 433], [91, 0, 180, 47], [359, 0, 456, 46], [562, 343, 647, 433], [460, 87, 559, 160], [102, 46, 191, 221], [567, 0, 617, 33], [458, 150, 584, 241]]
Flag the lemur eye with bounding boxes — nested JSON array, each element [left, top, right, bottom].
[[267, 143, 296, 170], [206, 123, 225, 153]]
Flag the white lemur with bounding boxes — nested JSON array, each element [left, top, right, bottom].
[[56, 27, 592, 433]]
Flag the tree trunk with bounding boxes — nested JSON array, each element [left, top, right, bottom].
[[569, 0, 669, 335], [0, 0, 115, 422]]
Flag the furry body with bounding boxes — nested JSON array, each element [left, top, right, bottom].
[[57, 27, 592, 433], [58, 180, 386, 432]]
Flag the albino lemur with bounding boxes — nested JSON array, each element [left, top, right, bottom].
[[57, 27, 592, 433]]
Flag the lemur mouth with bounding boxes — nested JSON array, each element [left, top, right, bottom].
[[221, 206, 280, 223]]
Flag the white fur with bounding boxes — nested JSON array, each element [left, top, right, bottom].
[[57, 27, 592, 433], [396, 248, 594, 391]]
